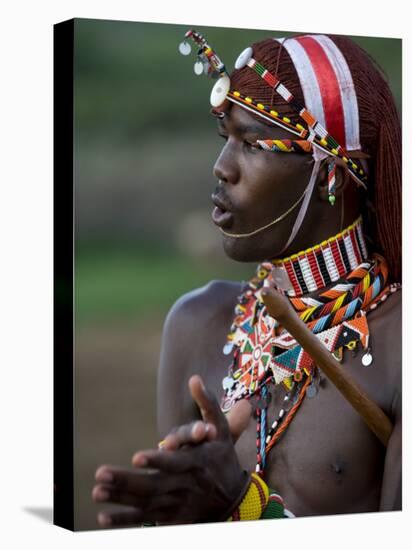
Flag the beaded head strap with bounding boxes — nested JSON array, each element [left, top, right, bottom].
[[178, 30, 367, 190]]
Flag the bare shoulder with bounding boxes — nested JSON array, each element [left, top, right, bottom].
[[160, 279, 242, 356], [160, 278, 242, 364], [165, 279, 242, 324], [157, 279, 242, 437]]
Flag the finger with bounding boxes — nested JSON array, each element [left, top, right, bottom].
[[188, 375, 230, 439], [161, 421, 218, 451], [155, 422, 200, 452], [97, 494, 181, 527], [226, 399, 252, 443], [97, 510, 141, 528], [163, 421, 207, 450], [261, 286, 294, 321], [99, 498, 191, 527], [132, 447, 202, 474], [93, 481, 190, 509], [94, 465, 179, 497], [156, 425, 180, 448], [94, 487, 142, 508], [92, 484, 112, 503], [95, 464, 116, 483]]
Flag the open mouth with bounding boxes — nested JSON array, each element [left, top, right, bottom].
[[211, 205, 234, 228], [211, 193, 234, 228]]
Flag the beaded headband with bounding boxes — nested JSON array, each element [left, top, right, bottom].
[[178, 30, 367, 189]]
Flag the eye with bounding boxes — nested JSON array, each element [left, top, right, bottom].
[[243, 140, 258, 153]]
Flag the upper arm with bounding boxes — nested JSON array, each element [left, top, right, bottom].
[[156, 279, 239, 439], [156, 287, 208, 439]]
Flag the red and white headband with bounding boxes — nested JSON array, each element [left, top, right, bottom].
[[277, 35, 360, 155]]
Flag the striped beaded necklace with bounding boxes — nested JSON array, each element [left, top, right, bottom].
[[270, 216, 368, 297], [220, 218, 399, 474]]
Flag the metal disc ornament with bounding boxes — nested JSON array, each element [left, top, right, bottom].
[[210, 74, 230, 107], [306, 383, 318, 398], [361, 351, 373, 367], [194, 60, 204, 75], [222, 376, 235, 391], [234, 46, 253, 70], [223, 342, 234, 355], [178, 41, 191, 56]]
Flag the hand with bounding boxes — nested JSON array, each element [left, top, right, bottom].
[[92, 375, 252, 527], [158, 375, 253, 451], [262, 278, 296, 321]]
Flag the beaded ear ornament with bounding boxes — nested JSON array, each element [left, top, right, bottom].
[[179, 29, 368, 196]]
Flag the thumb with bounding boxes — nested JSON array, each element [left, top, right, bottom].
[[226, 398, 252, 443], [188, 374, 230, 439]]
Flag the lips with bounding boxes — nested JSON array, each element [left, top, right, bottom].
[[211, 194, 234, 228]]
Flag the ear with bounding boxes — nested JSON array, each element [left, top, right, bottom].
[[316, 160, 350, 203]]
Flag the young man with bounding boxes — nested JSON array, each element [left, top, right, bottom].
[[92, 31, 402, 526]]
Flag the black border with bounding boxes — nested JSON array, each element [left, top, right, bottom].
[[53, 18, 74, 531]]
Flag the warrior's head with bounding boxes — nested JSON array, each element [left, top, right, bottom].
[[180, 32, 401, 282]]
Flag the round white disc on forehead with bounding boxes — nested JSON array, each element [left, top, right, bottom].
[[234, 46, 253, 70], [210, 74, 231, 107]]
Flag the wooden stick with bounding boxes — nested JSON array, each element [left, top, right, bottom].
[[261, 287, 393, 447]]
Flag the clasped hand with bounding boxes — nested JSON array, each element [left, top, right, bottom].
[[92, 375, 252, 527]]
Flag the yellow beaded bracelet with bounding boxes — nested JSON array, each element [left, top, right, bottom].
[[226, 473, 269, 521]]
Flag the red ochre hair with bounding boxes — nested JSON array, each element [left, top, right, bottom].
[[229, 36, 402, 283]]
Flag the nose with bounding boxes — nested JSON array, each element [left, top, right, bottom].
[[213, 140, 240, 185]]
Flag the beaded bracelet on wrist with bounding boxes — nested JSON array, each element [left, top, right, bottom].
[[226, 473, 289, 521]]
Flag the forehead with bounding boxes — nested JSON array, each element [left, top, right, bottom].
[[217, 104, 296, 140]]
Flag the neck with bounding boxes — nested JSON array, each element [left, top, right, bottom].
[[263, 216, 368, 297]]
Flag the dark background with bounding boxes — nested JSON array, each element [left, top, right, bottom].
[[73, 18, 401, 530]]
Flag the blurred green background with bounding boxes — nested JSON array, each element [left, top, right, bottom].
[[73, 18, 401, 530]]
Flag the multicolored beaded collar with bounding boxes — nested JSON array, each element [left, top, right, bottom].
[[270, 216, 368, 296], [221, 258, 386, 406]]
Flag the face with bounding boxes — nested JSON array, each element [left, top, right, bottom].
[[212, 104, 316, 262]]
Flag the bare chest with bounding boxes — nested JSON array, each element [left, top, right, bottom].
[[234, 365, 386, 516]]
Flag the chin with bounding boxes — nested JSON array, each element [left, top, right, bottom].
[[222, 235, 270, 263]]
